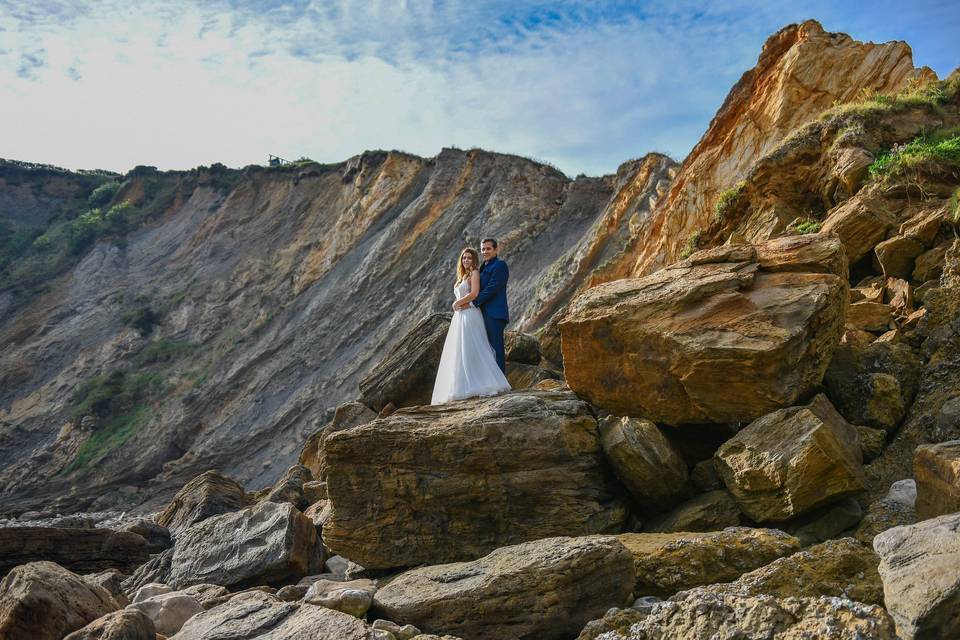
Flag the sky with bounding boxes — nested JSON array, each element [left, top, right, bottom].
[[1, 1, 958, 178]]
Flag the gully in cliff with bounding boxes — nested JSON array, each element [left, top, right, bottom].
[[431, 238, 512, 404]]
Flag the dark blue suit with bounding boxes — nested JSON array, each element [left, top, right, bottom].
[[473, 257, 509, 372]]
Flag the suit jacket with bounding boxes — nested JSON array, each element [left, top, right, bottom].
[[473, 257, 509, 322]]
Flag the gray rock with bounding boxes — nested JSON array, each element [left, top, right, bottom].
[[168, 501, 323, 589], [303, 578, 376, 618], [82, 569, 129, 607], [118, 519, 172, 553], [598, 415, 688, 513], [372, 536, 635, 640], [178, 583, 230, 609], [132, 582, 172, 603], [169, 590, 370, 639], [0, 561, 120, 640], [874, 512, 960, 639], [155, 470, 250, 535], [63, 609, 156, 640], [127, 591, 204, 636], [120, 549, 173, 597], [373, 618, 421, 640]]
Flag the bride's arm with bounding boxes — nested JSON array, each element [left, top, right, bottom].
[[454, 270, 481, 309]]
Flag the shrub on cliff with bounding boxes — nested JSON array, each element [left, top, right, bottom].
[[87, 180, 121, 206]]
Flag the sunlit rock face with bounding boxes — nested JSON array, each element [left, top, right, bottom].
[[596, 19, 930, 282]]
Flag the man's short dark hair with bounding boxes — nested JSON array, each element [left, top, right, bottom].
[[481, 238, 498, 249]]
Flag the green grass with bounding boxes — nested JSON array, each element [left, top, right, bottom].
[[795, 218, 823, 234], [950, 187, 960, 224], [65, 404, 153, 472], [680, 230, 702, 259], [868, 127, 960, 181], [64, 370, 169, 472], [87, 181, 122, 207], [131, 339, 196, 365], [819, 76, 960, 126], [714, 181, 746, 223]]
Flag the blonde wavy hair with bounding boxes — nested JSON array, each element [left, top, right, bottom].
[[456, 247, 480, 284]]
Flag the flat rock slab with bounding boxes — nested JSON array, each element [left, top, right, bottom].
[[617, 528, 800, 598], [169, 591, 370, 640], [372, 535, 635, 640], [560, 236, 846, 425], [323, 390, 628, 569], [0, 527, 150, 577], [715, 394, 865, 522], [874, 512, 960, 640], [690, 536, 883, 605], [168, 501, 322, 589], [0, 561, 120, 640]]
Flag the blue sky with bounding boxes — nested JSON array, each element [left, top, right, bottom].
[[1, 1, 957, 177]]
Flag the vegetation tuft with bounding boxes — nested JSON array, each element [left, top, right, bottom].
[[714, 181, 747, 223], [680, 230, 702, 259], [66, 369, 169, 472], [819, 76, 960, 126], [868, 127, 960, 181], [794, 218, 823, 234]]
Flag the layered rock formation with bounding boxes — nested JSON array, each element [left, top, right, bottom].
[[322, 390, 627, 568], [560, 236, 847, 424]]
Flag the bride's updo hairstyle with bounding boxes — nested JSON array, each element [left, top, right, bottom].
[[457, 247, 480, 284]]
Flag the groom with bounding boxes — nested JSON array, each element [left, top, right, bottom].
[[457, 237, 509, 372]]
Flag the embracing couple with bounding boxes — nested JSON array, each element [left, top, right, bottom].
[[431, 238, 512, 405]]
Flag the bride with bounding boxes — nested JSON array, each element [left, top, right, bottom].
[[431, 248, 511, 404]]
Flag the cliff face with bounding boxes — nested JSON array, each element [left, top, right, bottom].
[[0, 149, 671, 512], [0, 19, 940, 516], [600, 20, 932, 281]]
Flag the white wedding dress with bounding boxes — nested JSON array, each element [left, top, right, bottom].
[[431, 277, 511, 404]]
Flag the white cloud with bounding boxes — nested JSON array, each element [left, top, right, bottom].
[[0, 1, 955, 176]]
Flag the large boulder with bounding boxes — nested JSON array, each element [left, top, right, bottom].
[[693, 537, 883, 605], [914, 440, 960, 520], [167, 501, 323, 589], [598, 415, 688, 513], [588, 591, 897, 639], [298, 402, 377, 481], [371, 535, 635, 640], [560, 236, 847, 425], [617, 528, 800, 597], [63, 609, 155, 640], [155, 470, 250, 535], [359, 313, 451, 411], [323, 390, 628, 569], [874, 512, 960, 640], [714, 394, 865, 522], [0, 527, 150, 577], [169, 590, 370, 640], [824, 341, 921, 432], [0, 561, 119, 640]]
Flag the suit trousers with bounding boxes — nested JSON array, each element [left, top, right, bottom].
[[482, 314, 508, 373]]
